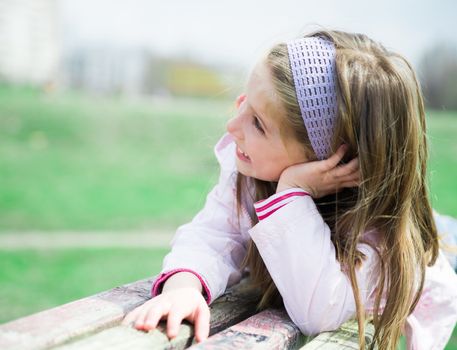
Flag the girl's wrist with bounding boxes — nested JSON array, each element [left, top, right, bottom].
[[162, 271, 203, 294], [276, 182, 294, 194], [276, 181, 313, 196]]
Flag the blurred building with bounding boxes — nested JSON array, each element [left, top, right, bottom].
[[0, 0, 239, 98], [62, 46, 149, 96], [63, 47, 239, 98], [0, 0, 60, 85]]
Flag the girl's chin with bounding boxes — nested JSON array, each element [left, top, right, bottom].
[[235, 163, 255, 178]]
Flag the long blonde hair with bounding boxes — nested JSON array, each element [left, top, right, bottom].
[[236, 30, 439, 350]]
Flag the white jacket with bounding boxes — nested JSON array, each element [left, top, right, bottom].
[[152, 133, 457, 350]]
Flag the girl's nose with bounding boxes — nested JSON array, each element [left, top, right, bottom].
[[226, 115, 243, 139]]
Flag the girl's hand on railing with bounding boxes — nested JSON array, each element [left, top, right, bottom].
[[121, 287, 210, 343]]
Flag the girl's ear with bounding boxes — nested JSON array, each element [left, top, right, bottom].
[[235, 94, 247, 109]]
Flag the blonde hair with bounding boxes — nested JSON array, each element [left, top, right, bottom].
[[236, 30, 439, 350]]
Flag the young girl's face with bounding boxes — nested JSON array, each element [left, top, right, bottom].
[[226, 60, 309, 182]]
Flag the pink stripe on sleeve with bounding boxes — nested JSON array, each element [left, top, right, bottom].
[[257, 203, 289, 220], [255, 191, 308, 212], [151, 268, 212, 304], [254, 188, 310, 221]]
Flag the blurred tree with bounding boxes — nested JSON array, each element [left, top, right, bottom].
[[418, 43, 457, 111]]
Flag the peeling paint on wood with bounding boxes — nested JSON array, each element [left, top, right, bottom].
[[188, 309, 309, 349], [298, 320, 375, 349]]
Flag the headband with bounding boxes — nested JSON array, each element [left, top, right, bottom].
[[287, 37, 338, 160]]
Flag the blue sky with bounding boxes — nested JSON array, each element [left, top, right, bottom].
[[60, 0, 457, 70]]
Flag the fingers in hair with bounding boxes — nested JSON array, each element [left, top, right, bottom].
[[341, 180, 360, 188], [325, 144, 348, 170], [337, 170, 360, 183], [332, 157, 359, 179], [344, 157, 359, 173]]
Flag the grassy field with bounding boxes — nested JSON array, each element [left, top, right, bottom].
[[1, 85, 457, 230], [0, 247, 168, 324], [0, 85, 229, 231], [0, 85, 456, 347]]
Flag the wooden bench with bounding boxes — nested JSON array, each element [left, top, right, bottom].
[[0, 276, 374, 349]]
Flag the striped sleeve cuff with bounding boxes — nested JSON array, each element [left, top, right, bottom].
[[254, 188, 310, 221], [151, 268, 212, 304]]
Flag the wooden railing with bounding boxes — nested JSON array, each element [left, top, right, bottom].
[[3, 212, 457, 349], [0, 276, 374, 349]]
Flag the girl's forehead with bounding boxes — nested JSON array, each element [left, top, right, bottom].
[[246, 61, 283, 124]]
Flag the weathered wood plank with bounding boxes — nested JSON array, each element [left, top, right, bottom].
[[188, 309, 309, 349], [0, 277, 261, 350], [55, 324, 195, 350], [0, 277, 153, 350], [299, 320, 375, 349], [54, 279, 261, 350], [0, 273, 375, 350]]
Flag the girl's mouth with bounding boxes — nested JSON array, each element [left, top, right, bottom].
[[236, 146, 251, 162]]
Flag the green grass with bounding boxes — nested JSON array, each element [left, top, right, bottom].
[[0, 85, 456, 230], [427, 109, 457, 217], [0, 247, 169, 324], [0, 85, 230, 230]]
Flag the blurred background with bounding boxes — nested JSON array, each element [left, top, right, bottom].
[[0, 0, 456, 346]]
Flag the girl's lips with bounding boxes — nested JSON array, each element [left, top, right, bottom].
[[236, 146, 251, 162]]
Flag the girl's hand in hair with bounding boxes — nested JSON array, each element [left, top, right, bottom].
[[276, 144, 360, 198], [121, 287, 210, 343]]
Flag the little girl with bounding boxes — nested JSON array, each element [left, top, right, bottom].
[[123, 30, 457, 349]]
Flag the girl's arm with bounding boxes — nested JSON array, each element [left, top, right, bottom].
[[248, 193, 380, 335], [151, 133, 247, 304], [250, 192, 457, 347], [123, 134, 244, 343]]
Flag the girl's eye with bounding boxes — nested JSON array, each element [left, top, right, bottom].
[[253, 116, 265, 134]]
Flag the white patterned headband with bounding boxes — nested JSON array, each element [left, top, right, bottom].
[[287, 37, 338, 160]]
